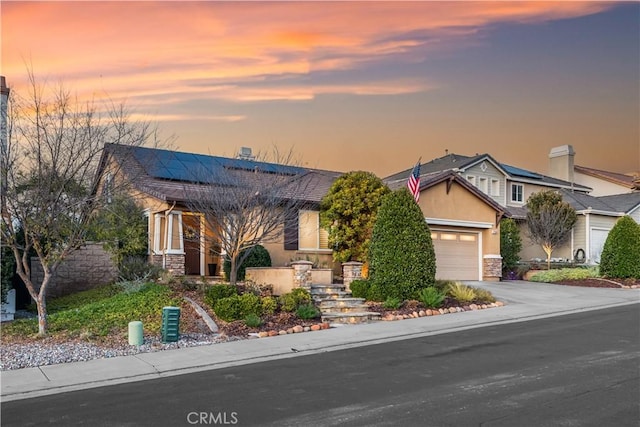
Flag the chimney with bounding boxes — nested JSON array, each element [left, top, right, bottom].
[[549, 145, 575, 183], [237, 146, 255, 161]]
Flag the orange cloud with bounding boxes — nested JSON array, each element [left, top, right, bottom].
[[2, 1, 613, 109]]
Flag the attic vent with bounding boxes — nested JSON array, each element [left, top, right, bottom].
[[237, 147, 255, 160]]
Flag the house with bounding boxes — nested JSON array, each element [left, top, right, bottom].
[[96, 144, 341, 277], [385, 170, 505, 281], [386, 145, 639, 269], [548, 144, 639, 197], [558, 190, 640, 263]]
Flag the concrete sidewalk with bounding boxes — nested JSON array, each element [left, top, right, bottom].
[[1, 281, 638, 402]]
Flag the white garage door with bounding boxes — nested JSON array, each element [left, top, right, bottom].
[[590, 229, 610, 264], [432, 231, 479, 280]]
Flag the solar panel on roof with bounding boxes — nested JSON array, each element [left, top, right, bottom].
[[501, 164, 542, 179], [131, 146, 305, 184]]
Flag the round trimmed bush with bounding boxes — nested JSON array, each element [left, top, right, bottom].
[[600, 216, 640, 279], [368, 188, 436, 300], [223, 245, 272, 281]]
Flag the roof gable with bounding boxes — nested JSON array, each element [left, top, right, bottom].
[[575, 165, 639, 190]]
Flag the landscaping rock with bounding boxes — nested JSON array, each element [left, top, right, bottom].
[[293, 325, 304, 333]]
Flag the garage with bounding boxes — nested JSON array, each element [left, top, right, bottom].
[[431, 230, 480, 281]]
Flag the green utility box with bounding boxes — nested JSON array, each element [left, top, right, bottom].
[[161, 306, 181, 343]]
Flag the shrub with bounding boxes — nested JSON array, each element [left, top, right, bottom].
[[244, 313, 263, 328], [500, 218, 522, 276], [600, 216, 640, 279], [349, 279, 371, 299], [447, 282, 476, 304], [223, 245, 272, 281], [382, 297, 403, 310], [213, 296, 241, 322], [473, 288, 496, 304], [237, 293, 262, 318], [368, 188, 436, 300], [279, 288, 312, 312], [296, 303, 320, 320], [261, 296, 278, 315], [529, 267, 599, 283], [366, 283, 387, 302], [118, 256, 163, 282], [417, 287, 446, 308], [204, 284, 238, 309]]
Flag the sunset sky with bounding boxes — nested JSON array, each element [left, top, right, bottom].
[[2, 1, 638, 177]]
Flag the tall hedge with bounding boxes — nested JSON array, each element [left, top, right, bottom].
[[599, 216, 640, 279], [368, 188, 436, 300]]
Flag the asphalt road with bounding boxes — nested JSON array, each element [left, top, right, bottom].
[[2, 304, 639, 427]]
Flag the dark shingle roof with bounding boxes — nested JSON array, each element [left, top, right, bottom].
[[384, 152, 591, 192], [104, 144, 341, 205]]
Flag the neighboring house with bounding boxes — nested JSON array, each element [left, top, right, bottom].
[[385, 146, 638, 269], [96, 144, 341, 276], [560, 191, 640, 264], [547, 144, 639, 197], [573, 166, 639, 197], [386, 170, 505, 281]]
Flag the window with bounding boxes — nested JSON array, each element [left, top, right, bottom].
[[466, 175, 476, 186], [298, 210, 329, 250], [511, 184, 524, 203], [490, 179, 500, 196], [479, 177, 488, 194], [153, 211, 184, 254]]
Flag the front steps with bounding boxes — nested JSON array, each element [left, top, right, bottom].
[[310, 284, 381, 324]]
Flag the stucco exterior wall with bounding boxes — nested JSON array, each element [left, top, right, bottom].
[[420, 180, 500, 255]]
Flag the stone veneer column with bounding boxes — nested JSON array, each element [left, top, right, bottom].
[[165, 254, 186, 276], [291, 260, 313, 290], [483, 255, 502, 281], [342, 261, 363, 292]]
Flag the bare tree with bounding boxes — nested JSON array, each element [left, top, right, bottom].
[[0, 71, 162, 335], [526, 190, 577, 270], [184, 148, 317, 285]]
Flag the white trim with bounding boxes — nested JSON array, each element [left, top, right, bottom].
[[200, 214, 206, 275], [577, 208, 625, 217], [585, 214, 591, 261], [510, 183, 524, 203], [166, 211, 185, 255], [153, 213, 162, 255], [425, 218, 493, 229]]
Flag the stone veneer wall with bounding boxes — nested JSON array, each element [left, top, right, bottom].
[[291, 260, 313, 289], [164, 254, 186, 276], [30, 243, 118, 298], [483, 255, 502, 281], [342, 261, 363, 292]]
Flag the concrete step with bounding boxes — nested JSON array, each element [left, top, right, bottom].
[[319, 298, 366, 309], [321, 311, 381, 324], [310, 284, 346, 294], [320, 305, 371, 314], [312, 291, 352, 300]]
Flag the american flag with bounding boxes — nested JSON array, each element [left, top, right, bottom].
[[407, 161, 421, 202]]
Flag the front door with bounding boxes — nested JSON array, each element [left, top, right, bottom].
[[183, 214, 201, 275]]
